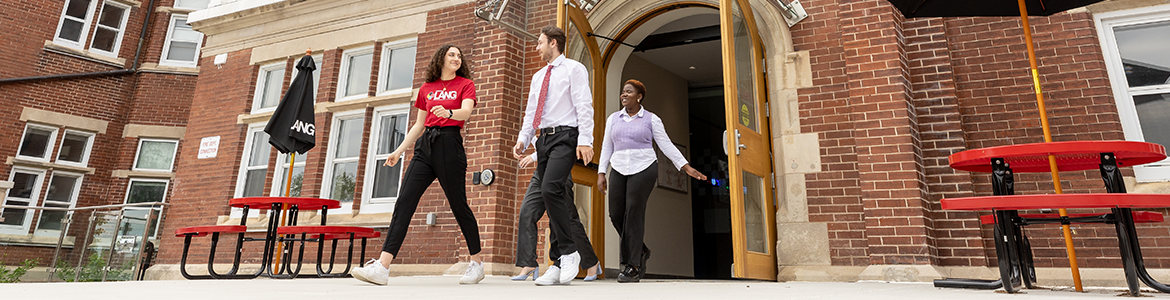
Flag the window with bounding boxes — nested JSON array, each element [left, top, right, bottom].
[[290, 55, 323, 100], [1097, 4, 1170, 181], [161, 15, 204, 67], [362, 107, 408, 212], [253, 63, 287, 113], [377, 41, 417, 95], [272, 151, 306, 197], [54, 0, 98, 48], [236, 125, 271, 198], [88, 2, 130, 56], [123, 179, 168, 238], [174, 0, 210, 10], [18, 124, 59, 162], [56, 130, 95, 167], [337, 47, 375, 101], [35, 172, 83, 236], [133, 139, 179, 172], [322, 113, 365, 206], [1, 169, 46, 234]]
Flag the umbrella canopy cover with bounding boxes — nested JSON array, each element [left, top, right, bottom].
[[264, 55, 317, 154], [887, 0, 1105, 18]]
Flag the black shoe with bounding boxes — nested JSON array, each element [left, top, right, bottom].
[[617, 266, 640, 283], [639, 248, 651, 280]]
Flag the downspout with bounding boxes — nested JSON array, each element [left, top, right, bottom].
[[0, 0, 156, 84]]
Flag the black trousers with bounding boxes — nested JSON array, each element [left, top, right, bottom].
[[515, 173, 599, 268], [382, 126, 481, 256], [608, 161, 658, 268], [534, 127, 581, 257]]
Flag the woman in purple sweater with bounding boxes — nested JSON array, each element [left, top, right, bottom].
[[597, 79, 707, 283]]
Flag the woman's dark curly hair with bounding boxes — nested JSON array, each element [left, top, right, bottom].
[[424, 45, 473, 82]]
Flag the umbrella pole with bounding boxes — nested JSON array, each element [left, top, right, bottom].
[[273, 152, 295, 273], [1017, 0, 1083, 292]]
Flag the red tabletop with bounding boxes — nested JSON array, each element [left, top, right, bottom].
[[942, 193, 1170, 211], [276, 226, 376, 235], [948, 141, 1165, 173], [229, 197, 342, 210]]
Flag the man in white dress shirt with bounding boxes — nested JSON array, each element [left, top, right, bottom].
[[512, 25, 594, 286]]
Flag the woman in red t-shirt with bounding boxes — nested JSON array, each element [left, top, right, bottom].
[[352, 45, 484, 285]]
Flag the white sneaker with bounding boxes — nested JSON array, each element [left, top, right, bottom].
[[534, 265, 562, 286], [558, 251, 580, 285], [459, 261, 485, 284], [352, 259, 389, 285]]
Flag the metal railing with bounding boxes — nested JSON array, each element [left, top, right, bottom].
[[0, 202, 168, 282]]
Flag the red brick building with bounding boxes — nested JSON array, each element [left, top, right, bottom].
[[0, 0, 205, 280], [148, 0, 1170, 285]]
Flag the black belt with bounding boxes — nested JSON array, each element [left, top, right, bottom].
[[538, 126, 576, 136], [423, 126, 460, 144]]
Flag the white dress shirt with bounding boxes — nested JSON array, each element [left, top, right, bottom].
[[517, 54, 595, 149], [598, 107, 689, 176]]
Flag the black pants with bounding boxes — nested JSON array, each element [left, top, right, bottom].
[[515, 174, 599, 268], [534, 127, 580, 257], [382, 126, 481, 256], [608, 161, 658, 268]]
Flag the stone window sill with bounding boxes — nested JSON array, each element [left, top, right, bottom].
[[6, 157, 96, 175], [43, 40, 126, 68]]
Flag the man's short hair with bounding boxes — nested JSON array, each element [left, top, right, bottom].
[[541, 26, 567, 54]]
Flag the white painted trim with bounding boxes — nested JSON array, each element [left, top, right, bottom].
[[16, 123, 60, 163], [53, 129, 96, 168], [88, 1, 132, 57], [122, 178, 170, 238], [376, 39, 418, 97], [52, 0, 98, 50], [336, 46, 376, 102], [232, 124, 267, 218], [33, 171, 84, 237], [251, 62, 287, 114], [320, 110, 366, 212], [160, 14, 204, 68], [361, 104, 410, 214], [0, 168, 48, 235], [132, 138, 179, 172]]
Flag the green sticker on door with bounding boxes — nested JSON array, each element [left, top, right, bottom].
[[740, 104, 751, 127]]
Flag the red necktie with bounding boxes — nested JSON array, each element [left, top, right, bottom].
[[533, 65, 552, 130]]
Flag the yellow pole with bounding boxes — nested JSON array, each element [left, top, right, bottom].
[[273, 152, 295, 273], [1017, 0, 1082, 292]]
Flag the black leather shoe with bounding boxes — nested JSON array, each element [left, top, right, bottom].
[[617, 266, 640, 283], [639, 248, 651, 280]]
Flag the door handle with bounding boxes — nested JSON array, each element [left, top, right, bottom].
[[735, 129, 746, 155]]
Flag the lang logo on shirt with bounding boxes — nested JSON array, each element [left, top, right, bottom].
[[427, 90, 458, 101]]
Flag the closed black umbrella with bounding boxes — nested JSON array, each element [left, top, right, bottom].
[[265, 55, 317, 155]]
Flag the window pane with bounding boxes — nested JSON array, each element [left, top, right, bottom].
[[58, 132, 91, 163], [92, 27, 118, 52], [1115, 20, 1170, 88], [275, 166, 304, 197], [385, 46, 416, 91], [166, 41, 198, 62], [260, 68, 285, 109], [58, 19, 84, 42], [45, 175, 79, 203], [37, 210, 68, 231], [8, 173, 38, 199], [334, 118, 364, 158], [372, 159, 401, 198], [127, 181, 167, 204], [345, 53, 373, 97], [376, 114, 407, 154], [19, 127, 53, 158], [242, 169, 267, 197], [175, 0, 210, 9], [121, 209, 160, 237], [330, 162, 358, 203], [249, 131, 271, 167], [312, 60, 322, 93], [171, 19, 200, 41], [0, 205, 28, 226], [97, 4, 124, 28], [1135, 93, 1170, 148], [136, 141, 177, 170], [65, 0, 91, 19]]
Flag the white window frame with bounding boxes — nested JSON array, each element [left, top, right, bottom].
[[234, 123, 270, 198], [376, 39, 418, 97], [361, 105, 410, 213], [290, 54, 324, 102], [33, 171, 84, 237], [270, 151, 307, 198], [52, 0, 99, 49], [160, 14, 204, 68], [87, 1, 131, 57], [252, 62, 287, 114], [132, 138, 179, 172], [54, 129, 96, 168], [173, 0, 211, 10], [17, 124, 60, 162], [1, 168, 48, 235], [321, 111, 366, 211], [336, 46, 376, 102], [122, 178, 169, 239], [1096, 3, 1170, 181]]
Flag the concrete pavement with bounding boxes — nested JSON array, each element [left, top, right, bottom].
[[1, 276, 1167, 299]]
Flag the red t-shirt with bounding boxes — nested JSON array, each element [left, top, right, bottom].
[[414, 76, 477, 128]]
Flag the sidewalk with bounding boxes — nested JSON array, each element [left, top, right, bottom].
[[1, 276, 1165, 299]]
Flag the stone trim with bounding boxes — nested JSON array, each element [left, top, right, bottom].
[[20, 107, 109, 134], [317, 92, 413, 113], [138, 63, 199, 75], [0, 181, 12, 190], [112, 170, 174, 179], [6, 157, 96, 175], [0, 234, 78, 248], [42, 40, 126, 68], [122, 124, 187, 139]]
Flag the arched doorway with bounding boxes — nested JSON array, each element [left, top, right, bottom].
[[560, 0, 794, 281]]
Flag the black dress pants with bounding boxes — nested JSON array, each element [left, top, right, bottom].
[[515, 173, 599, 268], [534, 127, 581, 257], [608, 161, 658, 268], [382, 126, 481, 256]]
